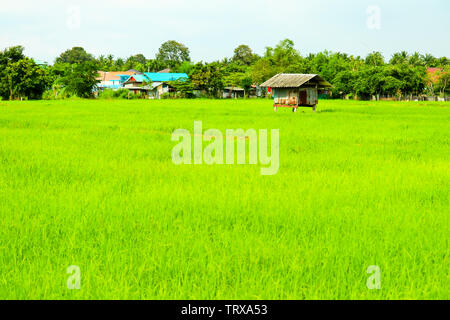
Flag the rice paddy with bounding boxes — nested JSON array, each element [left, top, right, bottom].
[[0, 99, 448, 299]]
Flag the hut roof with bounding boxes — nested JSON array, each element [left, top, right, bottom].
[[260, 74, 332, 88]]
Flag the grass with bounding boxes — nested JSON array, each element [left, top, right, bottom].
[[0, 99, 448, 300]]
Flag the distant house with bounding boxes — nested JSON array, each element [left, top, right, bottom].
[[222, 87, 245, 99], [260, 74, 332, 112], [121, 74, 167, 98], [122, 74, 153, 95], [103, 71, 189, 98], [97, 71, 136, 90], [150, 82, 173, 99], [123, 72, 189, 98]]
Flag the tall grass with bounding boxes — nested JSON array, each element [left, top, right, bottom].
[[0, 99, 448, 299]]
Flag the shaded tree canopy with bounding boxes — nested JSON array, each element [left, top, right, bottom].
[[130, 54, 147, 65], [55, 61, 99, 98], [55, 47, 94, 64], [156, 40, 191, 68], [0, 46, 52, 100], [365, 51, 385, 67], [190, 62, 224, 96], [232, 45, 257, 66]]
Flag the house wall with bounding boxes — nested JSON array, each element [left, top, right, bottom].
[[302, 88, 318, 105], [274, 88, 299, 105], [156, 84, 170, 96], [274, 87, 318, 106], [124, 83, 141, 88], [99, 80, 121, 87], [148, 88, 158, 99], [223, 90, 245, 99]]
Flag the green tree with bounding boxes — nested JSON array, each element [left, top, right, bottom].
[[232, 45, 257, 66], [143, 59, 166, 72], [309, 51, 352, 84], [7, 58, 52, 100], [389, 64, 426, 97], [131, 54, 147, 65], [437, 56, 449, 67], [156, 40, 191, 69], [389, 51, 409, 65], [56, 61, 99, 98], [332, 70, 357, 98], [436, 66, 450, 97], [422, 54, 438, 67], [0, 46, 52, 100], [96, 54, 116, 71], [382, 75, 403, 97], [97, 55, 106, 70], [266, 39, 302, 71], [115, 58, 125, 70], [0, 46, 26, 99], [190, 62, 224, 97], [408, 52, 425, 67], [168, 78, 195, 98], [354, 66, 387, 99], [55, 47, 94, 64], [365, 51, 385, 67], [124, 55, 148, 71], [177, 61, 195, 74], [224, 72, 252, 92], [250, 58, 276, 85]]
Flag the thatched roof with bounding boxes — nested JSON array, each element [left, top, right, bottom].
[[260, 74, 332, 88]]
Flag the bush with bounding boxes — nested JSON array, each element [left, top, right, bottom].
[[161, 92, 176, 99], [97, 89, 116, 99], [98, 89, 146, 99], [129, 91, 145, 99], [42, 86, 74, 100]]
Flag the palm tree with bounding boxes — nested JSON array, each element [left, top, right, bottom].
[[107, 54, 114, 71], [390, 51, 408, 65], [422, 54, 437, 67]]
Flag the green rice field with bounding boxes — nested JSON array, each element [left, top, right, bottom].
[[0, 99, 448, 299]]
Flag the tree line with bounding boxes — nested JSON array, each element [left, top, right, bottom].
[[0, 39, 449, 100]]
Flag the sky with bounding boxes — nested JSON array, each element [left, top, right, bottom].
[[0, 0, 449, 63]]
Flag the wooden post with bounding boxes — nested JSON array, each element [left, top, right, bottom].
[[293, 107, 297, 113], [312, 105, 316, 112], [274, 106, 277, 112]]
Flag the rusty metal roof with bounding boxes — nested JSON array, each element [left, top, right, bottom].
[[97, 71, 136, 82], [260, 74, 332, 88]]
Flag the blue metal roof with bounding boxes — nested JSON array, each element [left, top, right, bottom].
[[144, 73, 189, 82], [124, 73, 189, 84]]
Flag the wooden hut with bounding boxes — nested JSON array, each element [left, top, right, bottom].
[[222, 87, 245, 99], [260, 74, 332, 112]]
